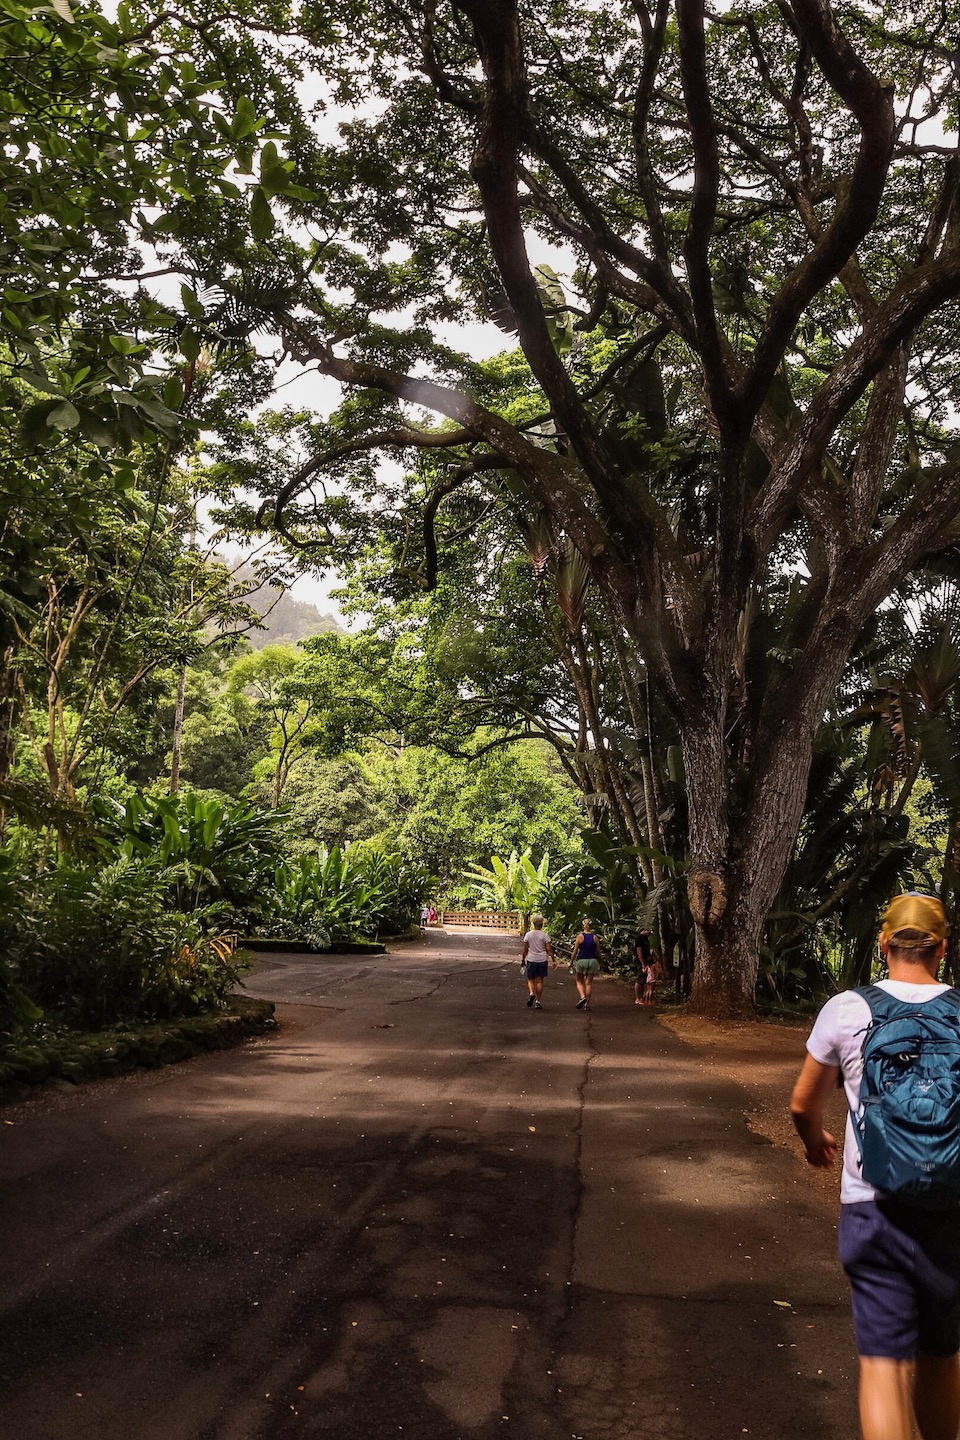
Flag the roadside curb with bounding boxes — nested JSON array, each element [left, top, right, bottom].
[[0, 995, 277, 1106]]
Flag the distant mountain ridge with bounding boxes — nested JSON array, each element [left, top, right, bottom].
[[231, 563, 342, 649]]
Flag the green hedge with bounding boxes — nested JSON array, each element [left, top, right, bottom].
[[249, 937, 387, 955], [0, 995, 276, 1105]]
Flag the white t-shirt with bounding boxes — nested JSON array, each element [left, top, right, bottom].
[[806, 980, 950, 1203], [523, 929, 552, 961]]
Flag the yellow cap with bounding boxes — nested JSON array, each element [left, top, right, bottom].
[[880, 893, 948, 945]]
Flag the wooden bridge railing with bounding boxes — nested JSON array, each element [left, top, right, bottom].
[[439, 910, 521, 933]]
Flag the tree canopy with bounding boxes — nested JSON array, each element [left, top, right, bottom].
[[7, 0, 960, 1016], [212, 0, 960, 1012]]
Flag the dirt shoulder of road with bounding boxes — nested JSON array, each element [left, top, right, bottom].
[[657, 1008, 847, 1212]]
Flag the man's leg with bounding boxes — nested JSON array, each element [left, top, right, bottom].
[[535, 975, 545, 1002], [913, 1351, 960, 1440], [858, 1357, 913, 1440]]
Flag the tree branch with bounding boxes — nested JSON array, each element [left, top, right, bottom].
[[676, 0, 735, 434], [752, 250, 960, 548], [741, 0, 895, 420]]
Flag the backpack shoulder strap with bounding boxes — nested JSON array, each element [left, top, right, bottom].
[[854, 984, 897, 1024], [928, 987, 960, 1019], [854, 983, 960, 1024]]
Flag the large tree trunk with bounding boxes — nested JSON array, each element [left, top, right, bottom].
[[682, 701, 819, 1016], [680, 604, 860, 1014]]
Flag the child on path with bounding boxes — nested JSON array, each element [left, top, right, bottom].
[[642, 955, 663, 1005]]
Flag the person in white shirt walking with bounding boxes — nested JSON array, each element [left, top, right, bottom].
[[791, 893, 960, 1440], [520, 915, 555, 1009]]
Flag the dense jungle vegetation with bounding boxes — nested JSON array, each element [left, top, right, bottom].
[[4, 0, 960, 1045]]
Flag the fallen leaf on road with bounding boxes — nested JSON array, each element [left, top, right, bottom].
[[773, 1300, 792, 1308], [528, 1126, 536, 1132]]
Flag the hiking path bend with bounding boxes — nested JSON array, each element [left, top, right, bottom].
[[0, 928, 854, 1440]]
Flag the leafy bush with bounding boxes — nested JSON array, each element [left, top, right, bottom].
[[0, 846, 44, 1047], [536, 831, 649, 956], [462, 849, 569, 917], [92, 790, 283, 926], [268, 843, 431, 945], [13, 858, 246, 1028], [353, 843, 432, 935]]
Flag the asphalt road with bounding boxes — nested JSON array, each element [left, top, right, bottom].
[[0, 930, 857, 1440]]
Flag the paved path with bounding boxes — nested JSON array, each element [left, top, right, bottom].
[[0, 930, 856, 1439]]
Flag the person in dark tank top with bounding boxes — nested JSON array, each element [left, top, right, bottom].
[[570, 917, 600, 1010]]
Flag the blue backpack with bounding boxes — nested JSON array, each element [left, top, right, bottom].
[[854, 984, 960, 1209]]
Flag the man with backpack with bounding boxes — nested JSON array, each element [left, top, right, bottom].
[[790, 893, 960, 1440]]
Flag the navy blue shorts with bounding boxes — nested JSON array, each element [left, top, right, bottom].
[[525, 960, 548, 979], [838, 1200, 960, 1359]]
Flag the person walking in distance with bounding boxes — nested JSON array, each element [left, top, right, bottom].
[[520, 915, 554, 1010], [634, 929, 652, 1005], [790, 893, 960, 1440], [642, 953, 663, 1006], [570, 918, 600, 1010]]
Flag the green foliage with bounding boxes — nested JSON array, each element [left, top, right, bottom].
[[228, 644, 324, 805], [172, 662, 268, 795], [0, 0, 279, 447], [12, 858, 246, 1028], [0, 845, 43, 1045], [279, 753, 392, 854], [462, 849, 566, 916], [360, 741, 584, 895], [269, 843, 431, 945], [91, 789, 283, 923], [537, 829, 648, 949]]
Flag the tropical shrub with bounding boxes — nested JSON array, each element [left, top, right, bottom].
[[92, 790, 283, 926], [537, 832, 645, 950], [12, 857, 246, 1028], [353, 844, 432, 936], [268, 843, 431, 945], [462, 849, 568, 919], [0, 846, 43, 1046]]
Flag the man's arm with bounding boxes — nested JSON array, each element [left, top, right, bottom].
[[790, 1053, 840, 1168], [521, 939, 529, 963]]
